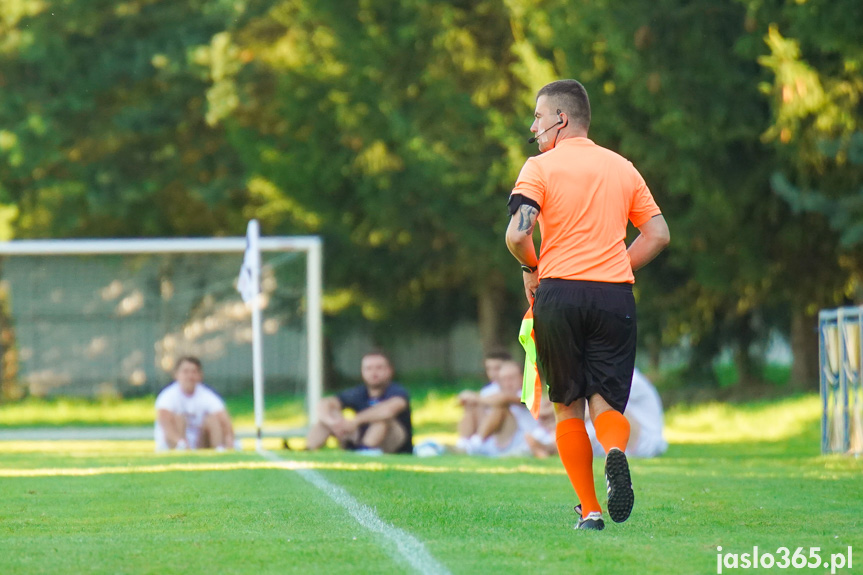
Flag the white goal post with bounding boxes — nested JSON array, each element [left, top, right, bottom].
[[0, 235, 324, 441]]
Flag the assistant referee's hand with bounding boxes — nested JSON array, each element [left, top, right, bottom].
[[522, 269, 539, 304]]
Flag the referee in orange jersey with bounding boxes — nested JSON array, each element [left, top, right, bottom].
[[505, 79, 670, 531]]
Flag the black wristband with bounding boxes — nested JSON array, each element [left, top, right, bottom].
[[521, 264, 537, 273]]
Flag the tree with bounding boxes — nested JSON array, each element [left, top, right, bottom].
[[527, 0, 778, 385], [220, 0, 540, 352], [743, 2, 863, 388], [0, 1, 253, 399], [0, 0, 250, 240]]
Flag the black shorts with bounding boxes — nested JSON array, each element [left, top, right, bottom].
[[533, 278, 636, 413]]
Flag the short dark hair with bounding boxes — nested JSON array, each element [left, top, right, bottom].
[[484, 349, 512, 361], [537, 79, 591, 132], [174, 356, 202, 371], [498, 359, 523, 374], [362, 349, 392, 367]]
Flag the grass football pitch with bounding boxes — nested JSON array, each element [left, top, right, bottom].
[[1, 394, 861, 574]]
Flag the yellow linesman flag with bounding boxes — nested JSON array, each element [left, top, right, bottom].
[[518, 304, 544, 419]]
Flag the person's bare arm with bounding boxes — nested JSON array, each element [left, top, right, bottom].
[[352, 397, 408, 425], [477, 392, 523, 408], [458, 390, 480, 406], [157, 409, 184, 448], [505, 204, 540, 303], [215, 410, 235, 447], [317, 396, 345, 427], [627, 214, 670, 271]]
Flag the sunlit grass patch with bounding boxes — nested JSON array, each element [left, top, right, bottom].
[[0, 396, 157, 426], [0, 457, 568, 479], [0, 439, 154, 455], [0, 384, 470, 440], [664, 394, 820, 444], [0, 394, 309, 429]]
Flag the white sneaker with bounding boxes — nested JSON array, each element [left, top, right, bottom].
[[455, 437, 471, 452], [465, 434, 484, 455]]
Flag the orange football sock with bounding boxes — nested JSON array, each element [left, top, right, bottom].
[[556, 418, 600, 517], [593, 410, 630, 453]]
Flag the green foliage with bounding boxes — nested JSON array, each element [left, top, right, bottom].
[[772, 137, 863, 248], [1, 0, 862, 388], [0, 0, 250, 238], [524, 0, 780, 384], [217, 0, 535, 340], [745, 0, 863, 276]]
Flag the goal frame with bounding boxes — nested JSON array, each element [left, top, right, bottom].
[[0, 236, 324, 437], [819, 305, 863, 454]]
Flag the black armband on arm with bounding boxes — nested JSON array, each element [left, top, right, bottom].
[[507, 194, 540, 216]]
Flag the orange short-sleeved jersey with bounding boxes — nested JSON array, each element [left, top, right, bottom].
[[511, 138, 661, 284]]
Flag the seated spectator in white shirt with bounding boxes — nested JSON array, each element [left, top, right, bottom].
[[455, 350, 512, 451], [154, 356, 237, 452], [458, 360, 539, 457]]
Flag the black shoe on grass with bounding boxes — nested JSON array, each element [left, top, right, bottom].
[[575, 511, 605, 531], [605, 447, 634, 523]]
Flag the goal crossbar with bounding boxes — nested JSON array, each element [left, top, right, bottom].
[[0, 237, 321, 255]]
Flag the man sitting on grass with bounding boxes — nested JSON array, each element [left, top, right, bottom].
[[154, 356, 237, 452], [455, 349, 512, 450], [456, 360, 539, 457], [306, 350, 413, 455]]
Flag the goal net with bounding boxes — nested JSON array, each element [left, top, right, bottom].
[[0, 236, 323, 437]]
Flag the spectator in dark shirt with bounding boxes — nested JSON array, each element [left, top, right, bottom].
[[305, 350, 412, 454]]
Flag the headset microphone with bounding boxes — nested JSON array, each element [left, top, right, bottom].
[[527, 116, 563, 144]]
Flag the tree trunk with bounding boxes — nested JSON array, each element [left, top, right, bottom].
[[685, 330, 721, 387], [476, 272, 509, 355], [733, 312, 762, 387], [789, 307, 819, 391], [645, 333, 662, 373]]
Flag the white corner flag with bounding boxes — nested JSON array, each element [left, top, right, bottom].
[[237, 219, 261, 304], [238, 219, 265, 449]]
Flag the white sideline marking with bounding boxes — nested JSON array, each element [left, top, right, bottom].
[[259, 449, 451, 575]]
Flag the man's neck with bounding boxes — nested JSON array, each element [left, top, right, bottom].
[[557, 131, 589, 143], [179, 382, 197, 397], [366, 382, 390, 398]]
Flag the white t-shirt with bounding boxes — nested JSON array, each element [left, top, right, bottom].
[[479, 381, 500, 397], [154, 382, 226, 450], [586, 368, 668, 458], [529, 423, 556, 449], [472, 382, 539, 457]]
